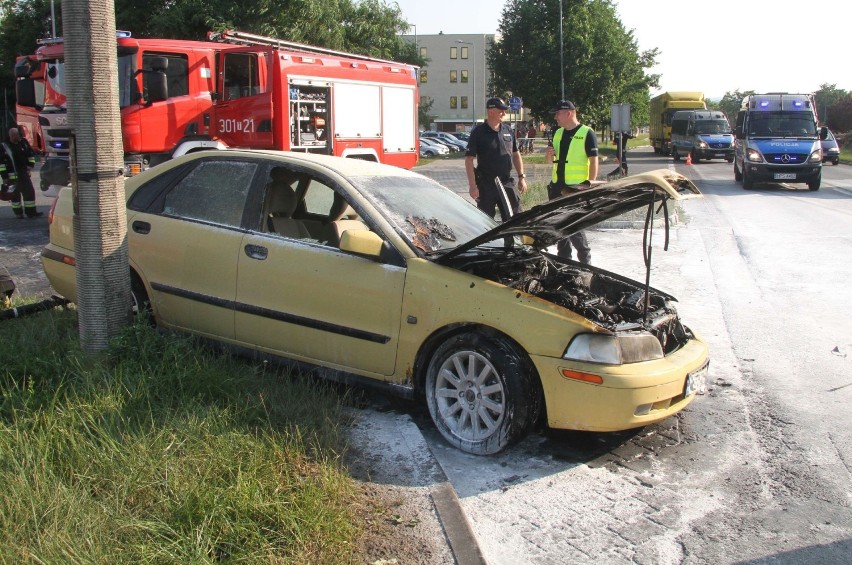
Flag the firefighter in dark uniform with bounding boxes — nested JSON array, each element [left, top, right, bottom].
[[464, 97, 527, 220], [1, 127, 41, 218]]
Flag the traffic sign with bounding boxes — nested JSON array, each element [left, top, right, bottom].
[[509, 96, 523, 112]]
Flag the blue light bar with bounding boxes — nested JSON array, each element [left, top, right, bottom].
[[759, 101, 770, 108], [793, 101, 803, 108]]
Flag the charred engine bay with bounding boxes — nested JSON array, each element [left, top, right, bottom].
[[447, 249, 693, 354]]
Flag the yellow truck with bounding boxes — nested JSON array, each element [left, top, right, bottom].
[[649, 91, 706, 155]]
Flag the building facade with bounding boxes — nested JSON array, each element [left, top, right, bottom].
[[403, 33, 494, 133]]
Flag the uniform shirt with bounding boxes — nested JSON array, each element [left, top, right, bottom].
[[466, 122, 517, 182], [2, 138, 36, 179]]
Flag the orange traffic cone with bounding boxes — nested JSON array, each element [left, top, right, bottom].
[[685, 152, 692, 165]]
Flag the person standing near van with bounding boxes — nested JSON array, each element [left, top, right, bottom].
[[465, 97, 527, 220], [544, 100, 598, 264]]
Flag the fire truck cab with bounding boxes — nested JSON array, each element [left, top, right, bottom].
[[22, 30, 418, 188]]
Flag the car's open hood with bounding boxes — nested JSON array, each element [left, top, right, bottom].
[[434, 169, 701, 263]]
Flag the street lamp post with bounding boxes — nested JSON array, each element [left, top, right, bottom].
[[457, 40, 475, 127]]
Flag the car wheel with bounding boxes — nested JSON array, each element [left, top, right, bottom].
[[726, 157, 734, 163], [690, 149, 699, 163], [742, 165, 753, 189], [131, 274, 155, 325], [425, 331, 541, 455], [808, 173, 821, 191], [832, 158, 839, 165], [672, 147, 680, 161], [734, 161, 743, 182]]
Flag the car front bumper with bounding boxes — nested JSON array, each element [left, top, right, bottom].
[[744, 162, 821, 183], [532, 337, 709, 431]]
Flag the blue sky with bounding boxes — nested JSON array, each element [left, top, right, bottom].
[[393, 0, 850, 98]]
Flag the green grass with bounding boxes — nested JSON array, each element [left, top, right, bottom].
[[0, 307, 370, 563]]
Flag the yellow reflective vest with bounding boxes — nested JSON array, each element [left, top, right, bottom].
[[551, 125, 591, 184]]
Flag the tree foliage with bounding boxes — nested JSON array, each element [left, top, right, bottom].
[[0, 0, 424, 99], [489, 0, 658, 129]]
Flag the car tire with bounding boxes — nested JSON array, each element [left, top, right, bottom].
[[131, 274, 154, 325], [742, 165, 753, 189], [734, 161, 743, 182], [425, 330, 541, 455], [690, 149, 699, 163], [672, 147, 680, 161], [832, 158, 839, 165], [726, 157, 734, 163], [808, 173, 821, 191]]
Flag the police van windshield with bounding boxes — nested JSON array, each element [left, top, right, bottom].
[[695, 120, 731, 135], [749, 113, 817, 138]]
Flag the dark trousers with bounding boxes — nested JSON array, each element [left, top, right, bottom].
[[547, 182, 591, 264], [9, 175, 38, 217], [477, 177, 521, 221]]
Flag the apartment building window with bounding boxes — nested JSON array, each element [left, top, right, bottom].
[[450, 70, 458, 83], [450, 96, 457, 109], [461, 46, 469, 59], [450, 46, 458, 59], [419, 46, 427, 58], [461, 96, 468, 109], [420, 70, 427, 83], [461, 70, 469, 84]]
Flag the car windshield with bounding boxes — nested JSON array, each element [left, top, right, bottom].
[[749, 112, 817, 137], [352, 174, 501, 253], [695, 121, 730, 134]]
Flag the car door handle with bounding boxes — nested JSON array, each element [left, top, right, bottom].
[[132, 220, 151, 235], [244, 244, 268, 260]]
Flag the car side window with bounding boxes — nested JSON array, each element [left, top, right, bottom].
[[163, 160, 258, 227], [302, 177, 336, 216]]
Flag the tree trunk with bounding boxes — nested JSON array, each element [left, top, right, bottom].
[[62, 0, 130, 351]]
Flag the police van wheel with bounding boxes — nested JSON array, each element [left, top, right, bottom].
[[734, 162, 743, 182], [742, 167, 754, 190], [672, 147, 680, 161]]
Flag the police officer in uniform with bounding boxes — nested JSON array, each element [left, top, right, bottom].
[[465, 97, 527, 220], [1, 127, 41, 219], [544, 100, 598, 263]]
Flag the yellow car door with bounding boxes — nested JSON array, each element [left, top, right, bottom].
[[234, 172, 405, 377], [129, 158, 262, 339]]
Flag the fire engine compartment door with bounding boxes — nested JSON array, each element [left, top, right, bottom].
[[332, 82, 381, 139], [214, 47, 274, 148], [381, 86, 416, 153]]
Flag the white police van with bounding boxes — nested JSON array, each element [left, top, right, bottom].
[[733, 93, 823, 191], [670, 110, 734, 163]]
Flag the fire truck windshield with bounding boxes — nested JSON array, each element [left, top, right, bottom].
[[45, 61, 66, 102], [118, 53, 136, 107], [41, 55, 137, 108]]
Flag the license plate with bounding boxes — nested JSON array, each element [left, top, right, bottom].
[[684, 362, 709, 397], [774, 173, 796, 180]]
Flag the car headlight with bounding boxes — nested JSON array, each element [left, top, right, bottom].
[[563, 332, 664, 364], [826, 147, 840, 154], [809, 150, 822, 163], [746, 148, 763, 162], [697, 140, 708, 148]]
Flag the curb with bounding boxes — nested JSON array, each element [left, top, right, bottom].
[[343, 408, 486, 565]]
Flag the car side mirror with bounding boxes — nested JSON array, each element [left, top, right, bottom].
[[339, 229, 383, 258], [820, 126, 828, 140]]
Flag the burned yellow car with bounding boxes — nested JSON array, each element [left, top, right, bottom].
[[43, 151, 708, 455]]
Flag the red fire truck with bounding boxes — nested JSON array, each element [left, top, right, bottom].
[[16, 30, 419, 188], [13, 55, 53, 154]]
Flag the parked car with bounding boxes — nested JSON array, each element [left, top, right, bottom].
[[419, 137, 449, 157], [821, 127, 840, 165], [452, 131, 471, 143], [42, 151, 709, 455], [421, 131, 467, 151]]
